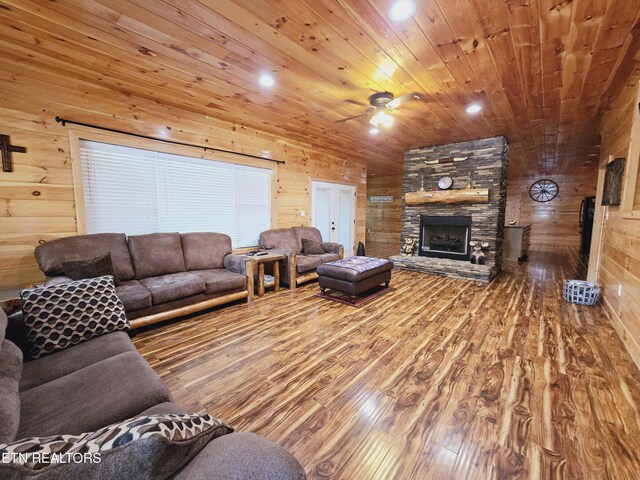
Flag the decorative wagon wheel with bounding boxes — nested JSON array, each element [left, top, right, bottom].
[[528, 179, 559, 202]]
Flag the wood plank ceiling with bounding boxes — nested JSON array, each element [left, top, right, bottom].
[[0, 0, 638, 177]]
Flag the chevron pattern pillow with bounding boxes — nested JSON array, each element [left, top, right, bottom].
[[20, 275, 129, 358], [0, 413, 233, 479]]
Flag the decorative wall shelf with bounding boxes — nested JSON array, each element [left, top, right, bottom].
[[405, 188, 490, 205]]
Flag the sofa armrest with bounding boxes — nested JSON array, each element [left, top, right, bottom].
[[170, 432, 306, 480], [223, 254, 256, 301], [223, 254, 254, 275], [45, 276, 74, 287], [321, 242, 344, 258]]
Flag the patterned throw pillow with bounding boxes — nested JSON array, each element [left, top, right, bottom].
[[21, 276, 129, 359], [0, 413, 233, 479]]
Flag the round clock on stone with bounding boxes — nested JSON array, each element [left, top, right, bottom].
[[437, 176, 453, 190]]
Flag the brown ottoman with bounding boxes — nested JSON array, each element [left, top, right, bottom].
[[316, 257, 394, 298]]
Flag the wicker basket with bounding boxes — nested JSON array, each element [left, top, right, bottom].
[[563, 280, 600, 306]]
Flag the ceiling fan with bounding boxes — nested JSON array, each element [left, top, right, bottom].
[[336, 91, 422, 133]]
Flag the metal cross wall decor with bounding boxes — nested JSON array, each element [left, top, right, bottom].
[[1, 135, 27, 172]]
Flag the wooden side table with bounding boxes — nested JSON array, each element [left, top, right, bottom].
[[249, 252, 286, 297]]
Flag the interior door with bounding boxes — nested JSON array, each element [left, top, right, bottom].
[[311, 181, 356, 256]]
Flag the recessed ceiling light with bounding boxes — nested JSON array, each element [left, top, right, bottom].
[[258, 74, 275, 88], [466, 103, 482, 114], [389, 0, 416, 22], [370, 127, 380, 135]]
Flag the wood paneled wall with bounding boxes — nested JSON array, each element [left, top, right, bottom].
[[506, 172, 597, 247], [366, 169, 599, 252], [365, 175, 402, 248], [596, 79, 640, 367], [0, 67, 366, 289]]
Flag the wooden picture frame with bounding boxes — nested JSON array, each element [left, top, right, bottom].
[[602, 157, 625, 206]]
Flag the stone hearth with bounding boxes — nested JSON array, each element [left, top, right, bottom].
[[391, 136, 508, 283]]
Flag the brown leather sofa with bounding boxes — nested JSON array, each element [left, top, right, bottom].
[[258, 226, 344, 289], [34, 232, 255, 328], [0, 308, 306, 479]]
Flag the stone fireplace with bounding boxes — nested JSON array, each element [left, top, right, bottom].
[[391, 136, 508, 283]]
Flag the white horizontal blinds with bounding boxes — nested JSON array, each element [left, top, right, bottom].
[[156, 152, 235, 233], [234, 164, 272, 247], [79, 140, 272, 247], [80, 141, 159, 235]]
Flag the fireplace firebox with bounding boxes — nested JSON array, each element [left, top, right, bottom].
[[418, 215, 472, 261]]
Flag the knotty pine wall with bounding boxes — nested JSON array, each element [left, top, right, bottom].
[[596, 79, 640, 367], [365, 175, 402, 248], [506, 172, 598, 248], [0, 77, 366, 289], [366, 170, 598, 252]]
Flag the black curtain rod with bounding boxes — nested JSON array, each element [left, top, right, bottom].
[[54, 116, 285, 165]]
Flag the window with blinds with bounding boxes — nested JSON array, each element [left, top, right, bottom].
[[79, 140, 272, 247]]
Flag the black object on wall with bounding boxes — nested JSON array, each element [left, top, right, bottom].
[[1, 134, 27, 172], [579, 196, 596, 256]]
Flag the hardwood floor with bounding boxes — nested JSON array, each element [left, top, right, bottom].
[[131, 248, 640, 479]]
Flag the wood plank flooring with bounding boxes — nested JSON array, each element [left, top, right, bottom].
[[131, 248, 640, 479]]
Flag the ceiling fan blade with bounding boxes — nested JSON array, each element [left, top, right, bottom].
[[335, 112, 370, 123], [388, 92, 422, 109]]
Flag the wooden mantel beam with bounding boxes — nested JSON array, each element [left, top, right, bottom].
[[405, 188, 490, 205]]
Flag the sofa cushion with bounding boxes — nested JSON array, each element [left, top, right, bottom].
[[21, 276, 129, 359], [18, 351, 172, 438], [181, 232, 232, 271], [259, 228, 300, 254], [191, 269, 246, 294], [140, 273, 205, 305], [116, 279, 153, 312], [296, 255, 322, 274], [171, 432, 306, 480], [2, 414, 232, 480], [292, 226, 323, 251], [128, 233, 186, 279], [20, 331, 136, 392], [311, 253, 341, 264], [62, 252, 118, 285], [0, 340, 22, 443], [301, 238, 324, 254], [35, 233, 136, 282]]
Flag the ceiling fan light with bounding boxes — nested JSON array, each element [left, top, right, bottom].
[[369, 109, 384, 127], [369, 109, 394, 128], [382, 112, 394, 128], [369, 127, 380, 135], [389, 0, 416, 22]]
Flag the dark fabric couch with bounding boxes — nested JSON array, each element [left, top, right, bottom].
[[258, 227, 343, 289], [34, 232, 256, 328], [0, 308, 305, 479]]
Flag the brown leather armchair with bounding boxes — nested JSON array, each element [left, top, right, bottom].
[[258, 226, 344, 289]]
